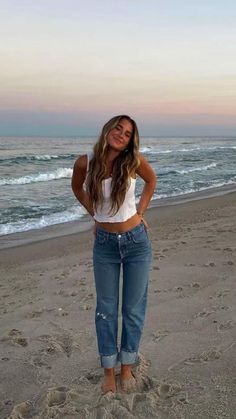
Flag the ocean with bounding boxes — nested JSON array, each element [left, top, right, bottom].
[[0, 136, 235, 236]]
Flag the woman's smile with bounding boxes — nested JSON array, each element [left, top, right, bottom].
[[107, 118, 133, 150]]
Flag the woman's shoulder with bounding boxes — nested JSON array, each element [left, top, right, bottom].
[[80, 152, 94, 164], [137, 152, 145, 161], [74, 152, 94, 169], [73, 155, 90, 178], [134, 152, 145, 172], [135, 152, 157, 181], [74, 154, 87, 168]]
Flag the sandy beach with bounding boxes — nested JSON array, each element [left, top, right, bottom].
[[0, 190, 236, 419]]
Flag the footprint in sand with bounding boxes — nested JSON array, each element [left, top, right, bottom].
[[152, 330, 170, 342], [157, 382, 182, 399], [25, 309, 43, 319], [60, 270, 70, 277], [184, 348, 222, 365], [223, 260, 234, 266], [217, 320, 235, 332], [79, 304, 92, 311], [70, 290, 78, 297], [85, 370, 102, 385], [216, 289, 230, 298], [196, 348, 222, 362], [29, 352, 52, 370], [8, 401, 34, 419], [173, 286, 183, 292], [193, 309, 214, 319], [56, 289, 69, 296], [211, 304, 230, 312], [79, 279, 86, 286], [191, 282, 200, 289], [47, 387, 68, 407], [95, 355, 182, 417], [168, 347, 223, 371], [37, 332, 79, 358], [154, 288, 162, 293], [153, 251, 162, 260], [79, 293, 94, 310], [0, 329, 28, 347], [8, 388, 69, 419], [202, 262, 216, 267], [7, 353, 186, 418]]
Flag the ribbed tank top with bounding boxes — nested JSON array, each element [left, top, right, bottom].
[[86, 153, 137, 223]]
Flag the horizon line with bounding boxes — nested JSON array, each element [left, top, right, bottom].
[[1, 133, 235, 138]]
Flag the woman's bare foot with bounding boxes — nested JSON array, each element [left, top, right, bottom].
[[120, 364, 137, 392], [101, 368, 116, 393]]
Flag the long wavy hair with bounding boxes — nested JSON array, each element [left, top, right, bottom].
[[86, 115, 140, 215]]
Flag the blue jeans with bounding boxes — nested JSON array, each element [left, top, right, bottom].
[[93, 222, 152, 368]]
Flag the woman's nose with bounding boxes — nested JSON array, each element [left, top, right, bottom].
[[118, 131, 125, 139]]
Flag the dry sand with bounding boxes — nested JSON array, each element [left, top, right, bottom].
[[0, 191, 236, 419]]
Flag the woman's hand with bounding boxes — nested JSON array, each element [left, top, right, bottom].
[[142, 217, 149, 231], [137, 213, 149, 231]]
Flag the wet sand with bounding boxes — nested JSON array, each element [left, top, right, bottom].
[[0, 190, 236, 418]]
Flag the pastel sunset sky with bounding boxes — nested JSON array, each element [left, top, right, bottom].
[[1, 0, 236, 136]]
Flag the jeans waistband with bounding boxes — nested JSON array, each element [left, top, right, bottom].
[[96, 221, 145, 240]]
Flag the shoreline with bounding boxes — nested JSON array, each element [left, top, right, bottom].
[[0, 182, 236, 251]]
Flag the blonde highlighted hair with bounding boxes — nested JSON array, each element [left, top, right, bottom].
[[86, 115, 140, 215]]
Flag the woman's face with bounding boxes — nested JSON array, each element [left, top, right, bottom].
[[107, 118, 133, 152]]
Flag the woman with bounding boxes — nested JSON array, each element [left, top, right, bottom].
[[71, 115, 157, 393]]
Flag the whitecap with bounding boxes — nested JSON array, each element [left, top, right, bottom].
[[0, 205, 86, 235], [0, 167, 73, 186]]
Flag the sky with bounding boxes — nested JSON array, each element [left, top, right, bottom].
[[0, 0, 236, 136]]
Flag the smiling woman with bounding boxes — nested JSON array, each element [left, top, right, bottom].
[[108, 120, 133, 151], [71, 114, 157, 393], [86, 116, 141, 218]]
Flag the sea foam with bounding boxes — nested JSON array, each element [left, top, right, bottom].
[[0, 168, 73, 186]]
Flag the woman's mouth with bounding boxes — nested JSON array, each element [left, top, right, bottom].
[[114, 137, 123, 145]]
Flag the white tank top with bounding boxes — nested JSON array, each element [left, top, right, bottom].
[[86, 153, 137, 223]]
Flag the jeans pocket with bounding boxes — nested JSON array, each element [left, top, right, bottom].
[[95, 232, 107, 245], [131, 228, 148, 244]]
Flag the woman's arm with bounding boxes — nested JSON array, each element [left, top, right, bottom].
[[136, 153, 157, 218], [71, 155, 94, 217]]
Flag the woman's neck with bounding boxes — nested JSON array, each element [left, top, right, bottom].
[[107, 148, 120, 162]]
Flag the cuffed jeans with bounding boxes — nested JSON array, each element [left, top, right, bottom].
[[93, 222, 152, 368]]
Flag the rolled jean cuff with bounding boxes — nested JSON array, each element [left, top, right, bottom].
[[100, 353, 118, 368], [119, 350, 138, 365]]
